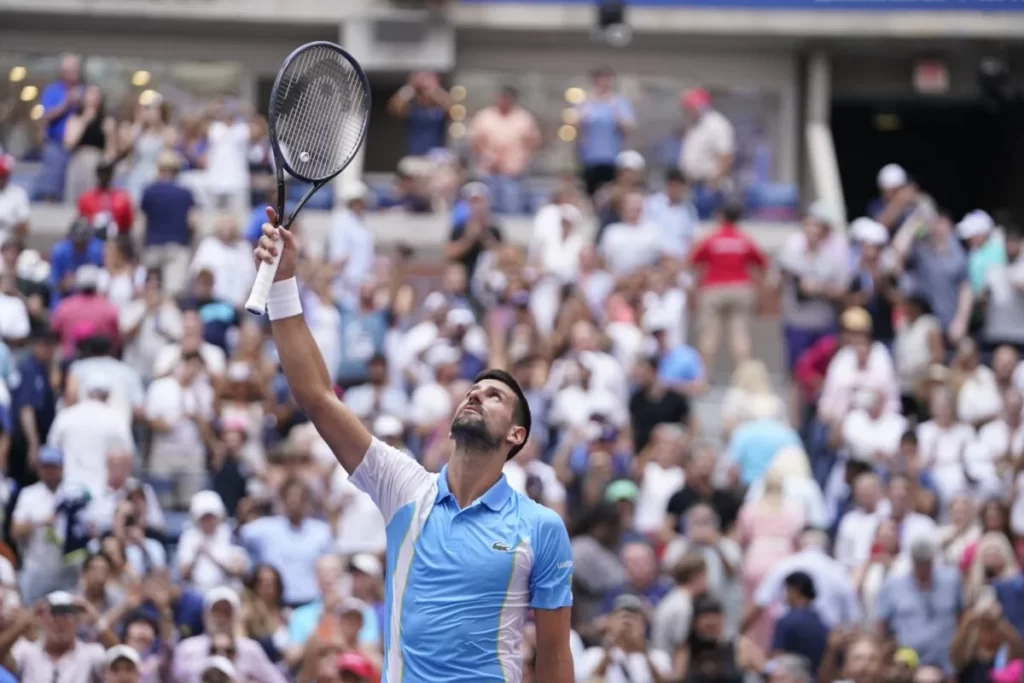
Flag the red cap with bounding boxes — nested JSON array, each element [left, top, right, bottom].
[[0, 154, 13, 175], [336, 652, 377, 681], [680, 88, 711, 111]]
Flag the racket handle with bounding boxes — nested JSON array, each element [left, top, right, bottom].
[[244, 237, 283, 315]]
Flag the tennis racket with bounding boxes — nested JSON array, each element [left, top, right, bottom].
[[244, 41, 371, 315]]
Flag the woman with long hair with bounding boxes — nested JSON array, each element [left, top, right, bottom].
[[743, 446, 827, 529], [852, 518, 902, 627], [120, 96, 173, 204], [721, 359, 785, 437], [63, 84, 117, 203], [963, 532, 1021, 607], [737, 468, 804, 648], [241, 564, 290, 663], [99, 234, 145, 309]]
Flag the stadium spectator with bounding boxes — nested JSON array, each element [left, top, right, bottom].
[[75, 159, 135, 235], [328, 181, 375, 308], [121, 96, 174, 206], [576, 67, 635, 198], [33, 54, 83, 202], [469, 86, 540, 215], [63, 85, 117, 205], [140, 150, 197, 297], [0, 154, 29, 239], [387, 72, 450, 157], [679, 87, 735, 217], [204, 100, 258, 215], [49, 216, 105, 306]]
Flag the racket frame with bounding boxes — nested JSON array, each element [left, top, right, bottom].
[[245, 41, 371, 315]]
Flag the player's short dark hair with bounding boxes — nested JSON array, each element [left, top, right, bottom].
[[473, 368, 531, 461]]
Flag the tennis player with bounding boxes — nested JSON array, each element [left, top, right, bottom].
[[253, 210, 575, 682]]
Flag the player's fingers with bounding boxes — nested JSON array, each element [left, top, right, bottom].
[[254, 246, 276, 265], [257, 236, 279, 257], [265, 205, 278, 225], [261, 223, 277, 239], [277, 227, 297, 250]]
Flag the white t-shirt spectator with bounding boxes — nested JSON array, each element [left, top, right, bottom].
[[0, 291, 29, 342], [10, 638, 104, 683], [176, 525, 250, 592], [0, 182, 29, 235], [917, 420, 977, 499], [680, 109, 735, 183], [635, 462, 685, 534], [818, 343, 900, 423], [46, 400, 134, 496], [957, 365, 1003, 425], [119, 299, 183, 381], [12, 482, 63, 573], [841, 409, 908, 464], [206, 120, 251, 194], [578, 647, 673, 683], [330, 465, 386, 556], [67, 356, 145, 424], [189, 237, 257, 308], [599, 221, 663, 277], [152, 343, 226, 379], [145, 377, 215, 457]]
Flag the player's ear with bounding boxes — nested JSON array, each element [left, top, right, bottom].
[[507, 425, 526, 449]]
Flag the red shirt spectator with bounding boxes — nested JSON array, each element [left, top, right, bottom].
[[688, 220, 766, 287], [77, 163, 133, 234], [793, 334, 839, 403], [51, 265, 120, 358]]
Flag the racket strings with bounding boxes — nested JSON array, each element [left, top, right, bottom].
[[273, 44, 368, 181]]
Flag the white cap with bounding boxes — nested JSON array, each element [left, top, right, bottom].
[[849, 217, 889, 246], [877, 163, 908, 191], [105, 644, 141, 669], [642, 310, 670, 333], [75, 264, 101, 290], [461, 181, 490, 200], [226, 361, 250, 383], [446, 308, 475, 328], [957, 209, 994, 240], [15, 249, 47, 282], [372, 415, 403, 439], [190, 490, 227, 521], [806, 200, 838, 227], [46, 591, 75, 608], [338, 596, 370, 615], [341, 180, 369, 204], [422, 291, 448, 312], [560, 204, 583, 227], [425, 344, 460, 368], [203, 586, 240, 612], [615, 150, 646, 171], [201, 655, 238, 680], [350, 553, 383, 578], [82, 373, 113, 395]]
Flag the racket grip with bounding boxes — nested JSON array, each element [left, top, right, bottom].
[[245, 240, 283, 315]]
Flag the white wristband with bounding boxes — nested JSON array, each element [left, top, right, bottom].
[[267, 277, 303, 321]]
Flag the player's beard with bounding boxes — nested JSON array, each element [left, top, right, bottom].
[[451, 411, 503, 453]]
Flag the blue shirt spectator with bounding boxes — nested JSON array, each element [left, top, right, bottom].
[[39, 80, 77, 144], [772, 606, 829, 674], [289, 599, 381, 650], [727, 419, 802, 486], [407, 101, 447, 156], [578, 96, 635, 167], [241, 514, 334, 606], [657, 344, 705, 388], [140, 176, 195, 247], [49, 220, 104, 308], [994, 574, 1024, 638], [644, 172, 699, 258]]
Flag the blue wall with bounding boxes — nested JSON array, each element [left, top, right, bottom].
[[461, 0, 1024, 10]]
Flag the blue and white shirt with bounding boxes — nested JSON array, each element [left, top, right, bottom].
[[351, 438, 574, 682]]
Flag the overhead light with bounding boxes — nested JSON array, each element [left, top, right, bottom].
[[450, 85, 466, 101], [131, 70, 151, 87], [449, 122, 466, 139], [449, 104, 466, 122], [19, 85, 38, 102], [9, 66, 26, 83], [564, 87, 585, 105], [562, 108, 580, 125], [138, 89, 160, 106], [30, 104, 44, 120], [558, 125, 577, 142]]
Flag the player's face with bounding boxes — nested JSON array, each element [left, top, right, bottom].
[[451, 379, 522, 452]]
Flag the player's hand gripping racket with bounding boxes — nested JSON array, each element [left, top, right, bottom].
[[244, 41, 371, 315]]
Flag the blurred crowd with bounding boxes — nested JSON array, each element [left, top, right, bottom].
[[0, 52, 1022, 683]]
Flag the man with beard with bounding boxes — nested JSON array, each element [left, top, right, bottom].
[[253, 210, 574, 683]]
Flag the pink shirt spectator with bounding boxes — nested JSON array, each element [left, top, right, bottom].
[[50, 292, 120, 358], [470, 105, 540, 176], [170, 635, 286, 683]]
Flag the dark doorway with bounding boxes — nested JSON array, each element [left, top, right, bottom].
[[831, 100, 1013, 221]]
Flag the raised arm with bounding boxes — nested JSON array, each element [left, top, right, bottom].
[[253, 208, 371, 473]]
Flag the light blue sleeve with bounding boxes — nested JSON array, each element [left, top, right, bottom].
[[682, 348, 706, 381], [617, 97, 636, 124], [287, 604, 319, 646], [529, 508, 574, 610]]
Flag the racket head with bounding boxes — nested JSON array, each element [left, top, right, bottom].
[[268, 41, 371, 186]]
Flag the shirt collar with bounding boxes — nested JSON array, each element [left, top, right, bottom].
[[435, 464, 512, 512]]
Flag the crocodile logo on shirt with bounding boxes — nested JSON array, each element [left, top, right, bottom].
[[491, 542, 511, 552]]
